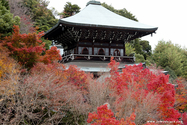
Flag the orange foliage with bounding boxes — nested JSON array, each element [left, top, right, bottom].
[[26, 62, 92, 113], [63, 65, 91, 91], [2, 25, 45, 69], [30, 62, 91, 94], [87, 104, 136, 125], [87, 104, 158, 125], [0, 44, 20, 95], [2, 25, 62, 69], [106, 57, 181, 123], [0, 45, 12, 78], [175, 78, 187, 112], [39, 46, 62, 64]]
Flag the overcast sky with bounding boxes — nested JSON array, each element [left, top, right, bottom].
[[48, 0, 187, 50]]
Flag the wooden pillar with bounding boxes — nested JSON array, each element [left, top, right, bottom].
[[109, 43, 111, 55], [92, 42, 94, 55], [73, 48, 77, 54], [123, 42, 126, 56], [77, 46, 79, 54]]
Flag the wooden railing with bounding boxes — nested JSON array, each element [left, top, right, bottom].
[[60, 54, 135, 63]]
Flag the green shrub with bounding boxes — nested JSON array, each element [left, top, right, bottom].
[[135, 53, 145, 63], [153, 40, 184, 76], [125, 42, 135, 56], [165, 66, 177, 83]]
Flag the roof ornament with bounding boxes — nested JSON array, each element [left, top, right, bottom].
[[86, 0, 101, 6]]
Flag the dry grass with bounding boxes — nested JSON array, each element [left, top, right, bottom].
[[0, 66, 90, 124], [88, 75, 111, 112], [0, 62, 178, 124]]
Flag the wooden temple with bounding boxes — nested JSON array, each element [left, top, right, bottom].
[[44, 0, 157, 72]]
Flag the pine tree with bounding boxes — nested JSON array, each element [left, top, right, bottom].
[[59, 2, 80, 18], [0, 1, 20, 39]]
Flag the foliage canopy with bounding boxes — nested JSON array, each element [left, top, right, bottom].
[[59, 2, 80, 18], [2, 25, 61, 69], [101, 2, 138, 21], [0, 1, 20, 39], [153, 40, 187, 78], [23, 0, 58, 32]]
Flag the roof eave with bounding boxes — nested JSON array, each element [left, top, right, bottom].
[[44, 20, 61, 38], [44, 19, 158, 39], [58, 20, 158, 32]]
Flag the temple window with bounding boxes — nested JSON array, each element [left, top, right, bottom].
[[82, 47, 89, 54], [98, 48, 105, 55], [114, 49, 120, 56]]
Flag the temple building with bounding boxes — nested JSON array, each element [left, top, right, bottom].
[[44, 0, 158, 73]]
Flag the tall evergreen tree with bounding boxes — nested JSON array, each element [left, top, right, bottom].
[[0, 0, 9, 9], [17, 0, 58, 49], [139, 40, 152, 59], [152, 40, 185, 76], [101, 2, 138, 21], [23, 0, 58, 32], [0, 0, 20, 39], [59, 2, 80, 18]]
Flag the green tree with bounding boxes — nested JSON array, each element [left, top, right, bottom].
[[59, 2, 80, 18], [135, 53, 145, 63], [131, 38, 143, 54], [152, 40, 184, 76], [178, 48, 187, 78], [23, 0, 58, 32], [140, 40, 152, 59], [125, 42, 135, 56], [0, 0, 9, 10], [165, 66, 177, 83], [101, 2, 117, 13], [101, 2, 138, 21], [117, 8, 138, 21], [140, 40, 151, 53], [0, 1, 20, 39], [130, 39, 152, 60], [21, 0, 58, 49]]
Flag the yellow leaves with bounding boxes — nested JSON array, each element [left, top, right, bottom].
[[0, 45, 20, 95], [115, 112, 120, 118], [0, 52, 12, 77], [0, 79, 17, 96]]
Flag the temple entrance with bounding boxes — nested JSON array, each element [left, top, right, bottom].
[[82, 47, 89, 54], [114, 49, 120, 56], [98, 48, 105, 55], [114, 49, 121, 62]]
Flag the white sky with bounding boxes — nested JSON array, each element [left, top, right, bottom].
[[48, 0, 187, 50]]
